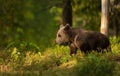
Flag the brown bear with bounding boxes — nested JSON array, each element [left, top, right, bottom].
[[55, 24, 111, 56]]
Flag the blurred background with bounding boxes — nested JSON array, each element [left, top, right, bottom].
[[0, 0, 120, 51]]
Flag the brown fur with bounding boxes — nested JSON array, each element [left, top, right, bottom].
[[55, 24, 110, 56]]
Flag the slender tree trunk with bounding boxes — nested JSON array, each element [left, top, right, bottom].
[[113, 0, 118, 38], [62, 0, 72, 26], [100, 0, 109, 37], [113, 9, 118, 38]]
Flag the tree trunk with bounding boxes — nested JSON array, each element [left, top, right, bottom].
[[100, 0, 109, 37], [62, 0, 72, 26], [113, 8, 118, 38], [113, 0, 119, 38]]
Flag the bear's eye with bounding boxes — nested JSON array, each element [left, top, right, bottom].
[[58, 34, 61, 37]]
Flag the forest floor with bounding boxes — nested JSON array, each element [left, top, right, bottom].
[[0, 38, 120, 76]]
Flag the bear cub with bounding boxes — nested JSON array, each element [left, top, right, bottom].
[[55, 24, 110, 56]]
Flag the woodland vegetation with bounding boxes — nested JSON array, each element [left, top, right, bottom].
[[0, 0, 120, 76]]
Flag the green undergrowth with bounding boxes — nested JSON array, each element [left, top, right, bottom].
[[0, 37, 120, 76]]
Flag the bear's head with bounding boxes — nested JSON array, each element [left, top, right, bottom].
[[55, 24, 71, 46]]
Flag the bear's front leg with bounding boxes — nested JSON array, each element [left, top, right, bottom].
[[69, 43, 77, 56]]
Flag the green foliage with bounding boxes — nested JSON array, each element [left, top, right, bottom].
[[0, 0, 57, 49], [76, 53, 115, 76], [0, 0, 120, 76], [0, 0, 104, 50], [72, 0, 101, 30], [110, 37, 120, 54], [7, 41, 40, 53], [0, 38, 120, 76]]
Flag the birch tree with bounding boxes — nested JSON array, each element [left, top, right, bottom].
[[100, 0, 110, 36]]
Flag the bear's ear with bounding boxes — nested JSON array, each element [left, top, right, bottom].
[[64, 24, 71, 31], [59, 24, 64, 28]]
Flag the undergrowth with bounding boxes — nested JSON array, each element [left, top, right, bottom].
[[0, 37, 120, 76]]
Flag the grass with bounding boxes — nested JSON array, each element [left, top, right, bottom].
[[0, 37, 120, 76]]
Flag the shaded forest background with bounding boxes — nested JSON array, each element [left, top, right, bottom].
[[0, 0, 120, 50]]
